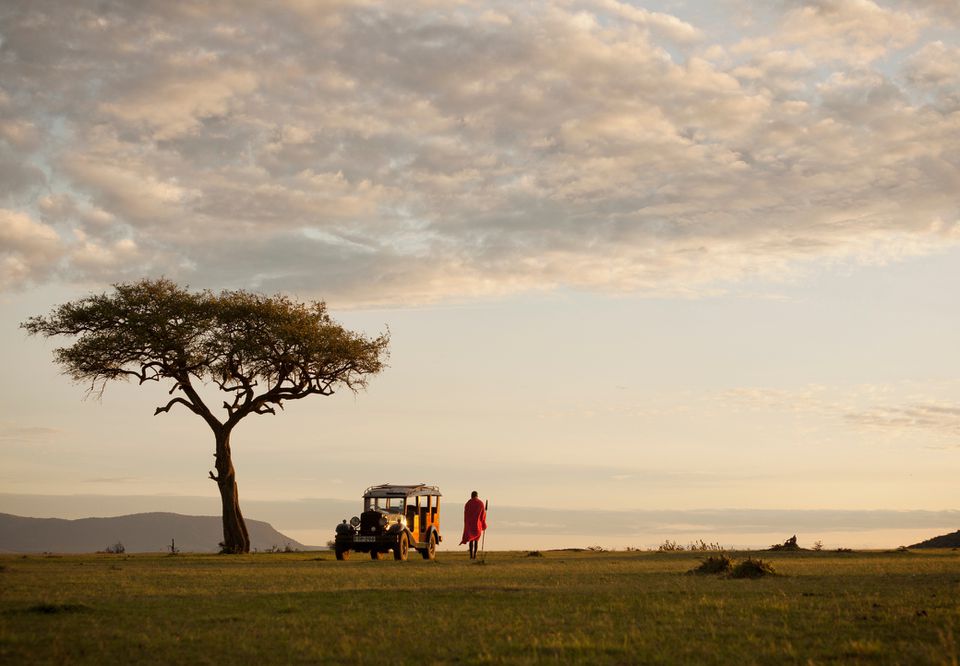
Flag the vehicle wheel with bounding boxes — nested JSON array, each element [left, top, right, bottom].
[[394, 532, 409, 561], [370, 550, 386, 560], [421, 532, 436, 560], [335, 548, 350, 561]]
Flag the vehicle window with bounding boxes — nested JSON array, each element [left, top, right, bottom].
[[373, 497, 405, 512]]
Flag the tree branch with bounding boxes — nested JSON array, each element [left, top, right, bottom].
[[177, 374, 223, 431], [154, 397, 200, 416]]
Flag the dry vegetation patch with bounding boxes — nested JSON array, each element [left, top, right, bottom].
[[690, 554, 733, 575], [730, 558, 777, 579]]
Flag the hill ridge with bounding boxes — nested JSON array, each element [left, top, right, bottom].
[[0, 511, 315, 553], [909, 529, 960, 549]]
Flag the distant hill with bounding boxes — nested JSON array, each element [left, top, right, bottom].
[[0, 512, 316, 553], [910, 530, 960, 549]]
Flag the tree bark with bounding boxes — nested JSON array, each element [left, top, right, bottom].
[[213, 428, 250, 553]]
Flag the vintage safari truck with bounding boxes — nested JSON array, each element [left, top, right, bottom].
[[333, 484, 442, 561]]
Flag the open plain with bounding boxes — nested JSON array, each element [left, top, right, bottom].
[[1, 548, 958, 664]]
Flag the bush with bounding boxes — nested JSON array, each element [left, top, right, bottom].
[[104, 542, 125, 554], [691, 554, 733, 575], [730, 558, 776, 579], [769, 535, 801, 551], [658, 539, 725, 552], [526, 550, 544, 558]]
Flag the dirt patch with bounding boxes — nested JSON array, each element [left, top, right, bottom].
[[20, 603, 91, 615]]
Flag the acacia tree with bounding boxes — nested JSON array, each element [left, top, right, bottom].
[[22, 279, 389, 553]]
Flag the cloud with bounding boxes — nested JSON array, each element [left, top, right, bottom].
[[903, 40, 960, 103], [0, 423, 60, 445], [901, 0, 960, 22], [0, 0, 958, 304], [576, 0, 704, 43], [100, 66, 258, 141], [0, 209, 64, 290], [4, 493, 955, 537], [777, 0, 923, 65], [720, 383, 960, 447], [845, 403, 960, 439]]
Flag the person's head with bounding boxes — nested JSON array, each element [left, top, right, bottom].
[[471, 490, 479, 499]]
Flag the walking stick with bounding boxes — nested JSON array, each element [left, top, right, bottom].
[[480, 499, 488, 562]]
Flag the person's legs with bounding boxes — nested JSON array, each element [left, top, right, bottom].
[[469, 540, 477, 559]]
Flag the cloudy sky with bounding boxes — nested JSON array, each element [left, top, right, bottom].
[[1, 0, 958, 549]]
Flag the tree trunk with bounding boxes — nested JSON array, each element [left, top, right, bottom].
[[213, 428, 250, 553]]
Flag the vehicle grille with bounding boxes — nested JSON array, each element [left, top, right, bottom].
[[359, 510, 382, 536]]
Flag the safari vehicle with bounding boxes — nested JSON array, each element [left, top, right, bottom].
[[334, 484, 442, 561]]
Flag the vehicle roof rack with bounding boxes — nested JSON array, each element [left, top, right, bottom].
[[362, 483, 442, 498]]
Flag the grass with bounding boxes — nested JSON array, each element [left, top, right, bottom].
[[0, 549, 958, 664]]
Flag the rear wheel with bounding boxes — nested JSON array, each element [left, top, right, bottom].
[[394, 532, 409, 561], [420, 532, 437, 560], [335, 548, 350, 561], [370, 549, 386, 560]]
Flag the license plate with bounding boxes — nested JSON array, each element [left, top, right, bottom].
[[354, 536, 375, 542]]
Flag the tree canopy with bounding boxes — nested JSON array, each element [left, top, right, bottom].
[[22, 278, 390, 552]]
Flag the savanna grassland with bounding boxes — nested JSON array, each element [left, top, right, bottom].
[[1, 549, 958, 664]]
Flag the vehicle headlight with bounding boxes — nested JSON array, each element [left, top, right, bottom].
[[350, 516, 360, 527]]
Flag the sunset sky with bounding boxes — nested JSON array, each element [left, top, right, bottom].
[[1, 0, 958, 549]]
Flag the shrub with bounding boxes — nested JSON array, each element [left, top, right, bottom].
[[730, 558, 776, 579], [526, 550, 544, 558], [769, 535, 801, 551], [104, 542, 125, 554], [812, 540, 823, 552], [691, 554, 733, 575], [658, 539, 725, 552]]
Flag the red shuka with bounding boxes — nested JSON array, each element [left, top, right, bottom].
[[460, 497, 487, 545]]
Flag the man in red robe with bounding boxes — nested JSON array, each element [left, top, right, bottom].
[[460, 490, 487, 559]]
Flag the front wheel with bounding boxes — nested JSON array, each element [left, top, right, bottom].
[[421, 532, 437, 560], [394, 532, 409, 561]]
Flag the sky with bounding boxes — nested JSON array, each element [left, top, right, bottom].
[[0, 0, 958, 550]]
